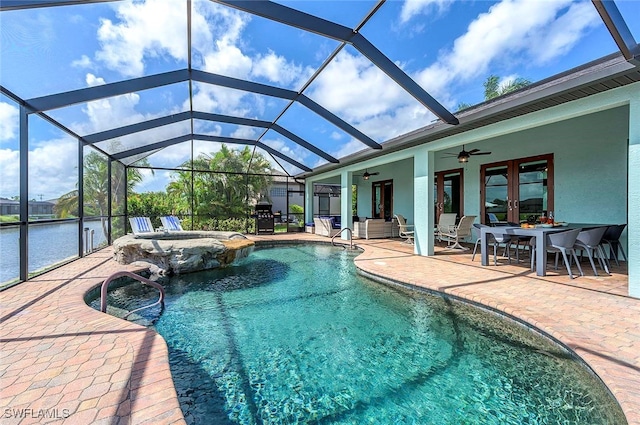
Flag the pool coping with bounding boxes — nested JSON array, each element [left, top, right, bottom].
[[1, 235, 638, 424]]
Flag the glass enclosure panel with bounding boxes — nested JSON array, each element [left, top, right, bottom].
[[191, 82, 290, 121], [361, 0, 618, 110], [83, 146, 108, 218], [484, 166, 509, 222], [0, 1, 189, 98], [305, 45, 428, 144], [28, 115, 78, 221], [276, 102, 364, 162], [193, 0, 336, 91], [28, 221, 79, 276], [260, 129, 328, 170], [0, 225, 20, 287], [137, 141, 193, 169], [95, 121, 192, 157], [112, 161, 126, 216], [287, 191, 305, 232], [1, 94, 20, 223], [84, 217, 109, 251], [518, 160, 548, 223], [48, 82, 191, 136], [111, 216, 127, 241]]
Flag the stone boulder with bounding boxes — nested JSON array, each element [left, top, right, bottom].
[[112, 231, 254, 275]]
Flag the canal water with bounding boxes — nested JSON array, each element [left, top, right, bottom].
[[0, 220, 107, 285]]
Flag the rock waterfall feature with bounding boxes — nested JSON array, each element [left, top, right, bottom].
[[112, 231, 254, 275]]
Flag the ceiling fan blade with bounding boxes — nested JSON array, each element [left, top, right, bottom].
[[470, 151, 491, 155], [468, 148, 480, 154]]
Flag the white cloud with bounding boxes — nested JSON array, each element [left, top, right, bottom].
[[400, 0, 454, 24], [95, 0, 188, 77], [0, 102, 19, 142], [231, 126, 258, 140], [71, 54, 93, 69], [330, 132, 343, 141], [251, 51, 313, 89], [329, 138, 367, 161], [308, 51, 410, 122], [530, 1, 600, 63], [415, 0, 599, 99], [0, 148, 20, 198], [28, 137, 79, 200], [73, 73, 145, 134]]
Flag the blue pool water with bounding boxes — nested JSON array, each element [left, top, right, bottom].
[[93, 244, 625, 424]]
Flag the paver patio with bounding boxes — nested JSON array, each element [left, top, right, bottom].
[[1, 233, 638, 424]]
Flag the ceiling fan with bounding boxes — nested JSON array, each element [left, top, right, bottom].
[[355, 169, 379, 180], [442, 145, 492, 163]]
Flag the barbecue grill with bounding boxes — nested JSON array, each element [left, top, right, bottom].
[[254, 202, 274, 235]]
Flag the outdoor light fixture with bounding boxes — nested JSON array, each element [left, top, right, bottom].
[[360, 169, 379, 180], [446, 145, 490, 163]]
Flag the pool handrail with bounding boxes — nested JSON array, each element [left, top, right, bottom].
[[100, 271, 165, 319], [331, 228, 354, 249]]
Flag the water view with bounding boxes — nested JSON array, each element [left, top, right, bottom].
[[0, 220, 107, 285]]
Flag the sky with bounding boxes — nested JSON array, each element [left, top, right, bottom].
[[1, 0, 638, 199]]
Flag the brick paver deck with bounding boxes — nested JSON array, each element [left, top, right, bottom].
[[1, 233, 638, 424]]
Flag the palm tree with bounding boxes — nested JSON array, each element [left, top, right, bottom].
[[457, 74, 532, 111], [483, 74, 531, 100], [55, 143, 147, 237], [170, 145, 273, 223]]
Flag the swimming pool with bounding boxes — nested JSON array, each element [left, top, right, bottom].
[[93, 244, 626, 424]]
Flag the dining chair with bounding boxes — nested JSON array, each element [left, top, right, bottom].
[[530, 228, 583, 279], [601, 224, 627, 266], [507, 221, 533, 263], [471, 223, 512, 265], [574, 227, 609, 276]]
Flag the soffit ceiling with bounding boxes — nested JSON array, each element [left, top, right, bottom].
[[1, 0, 638, 177]]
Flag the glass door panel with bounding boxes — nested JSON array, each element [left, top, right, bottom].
[[483, 166, 509, 224], [481, 155, 553, 225], [517, 160, 548, 224], [435, 169, 463, 222], [372, 180, 393, 220]]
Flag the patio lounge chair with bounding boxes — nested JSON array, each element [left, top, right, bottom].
[[161, 215, 184, 232], [439, 215, 476, 250], [129, 217, 155, 236], [436, 213, 457, 243], [394, 214, 414, 244]]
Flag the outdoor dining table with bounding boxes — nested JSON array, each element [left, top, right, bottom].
[[479, 223, 613, 276]]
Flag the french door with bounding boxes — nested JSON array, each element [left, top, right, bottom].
[[434, 169, 464, 222], [372, 180, 393, 220], [481, 154, 553, 225]]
